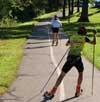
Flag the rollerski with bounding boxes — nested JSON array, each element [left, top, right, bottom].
[[43, 91, 54, 101]]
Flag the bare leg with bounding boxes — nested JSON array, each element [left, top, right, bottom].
[[77, 72, 83, 87], [49, 71, 66, 95], [55, 33, 59, 46], [76, 72, 83, 95], [55, 71, 66, 87], [52, 33, 55, 46]]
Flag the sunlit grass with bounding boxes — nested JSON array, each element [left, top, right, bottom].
[[37, 11, 57, 19], [18, 21, 38, 26], [0, 39, 26, 95]]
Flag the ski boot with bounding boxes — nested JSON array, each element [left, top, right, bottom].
[[75, 86, 83, 97], [43, 91, 54, 100]]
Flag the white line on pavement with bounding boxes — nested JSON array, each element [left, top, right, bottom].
[[47, 26, 65, 101]]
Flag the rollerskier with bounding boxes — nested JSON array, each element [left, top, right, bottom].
[[43, 26, 96, 100]]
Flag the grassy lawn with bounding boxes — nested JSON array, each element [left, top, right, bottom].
[[62, 7, 100, 70], [0, 39, 26, 94]]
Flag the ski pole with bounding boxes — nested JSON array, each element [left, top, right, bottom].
[[40, 48, 69, 93], [91, 44, 95, 95], [91, 29, 97, 95], [59, 28, 61, 45]]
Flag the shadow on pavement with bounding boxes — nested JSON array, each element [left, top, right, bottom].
[[60, 94, 92, 102], [25, 45, 50, 49], [60, 96, 76, 102]]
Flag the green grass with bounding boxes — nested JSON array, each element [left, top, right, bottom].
[[62, 7, 100, 70], [37, 11, 57, 19], [83, 37, 100, 68], [0, 39, 26, 95]]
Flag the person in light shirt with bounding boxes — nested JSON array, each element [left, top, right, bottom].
[[51, 15, 62, 46]]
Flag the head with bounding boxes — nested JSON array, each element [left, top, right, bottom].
[[78, 26, 87, 35], [54, 15, 58, 20]]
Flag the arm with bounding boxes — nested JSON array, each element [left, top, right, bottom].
[[59, 20, 62, 27], [90, 29, 96, 45], [66, 39, 70, 46], [86, 29, 97, 45], [50, 18, 54, 29], [92, 29, 96, 44]]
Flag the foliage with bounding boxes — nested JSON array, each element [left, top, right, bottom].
[[0, 0, 11, 19], [0, 0, 63, 22]]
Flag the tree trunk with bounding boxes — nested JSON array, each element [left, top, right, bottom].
[[70, 0, 74, 15], [62, 0, 66, 18], [68, 0, 71, 16], [48, 0, 53, 11], [78, 0, 89, 22], [77, 0, 80, 12]]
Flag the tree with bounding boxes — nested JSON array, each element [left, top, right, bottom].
[[78, 0, 89, 22], [0, 0, 62, 22], [10, 0, 48, 21], [0, 0, 11, 19]]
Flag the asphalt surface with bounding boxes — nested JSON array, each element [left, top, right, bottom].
[[0, 20, 100, 102]]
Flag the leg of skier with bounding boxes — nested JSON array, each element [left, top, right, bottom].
[[55, 33, 59, 46], [43, 71, 66, 99], [75, 72, 83, 97]]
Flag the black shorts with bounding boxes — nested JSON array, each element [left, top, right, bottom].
[[62, 55, 84, 73], [52, 27, 59, 33]]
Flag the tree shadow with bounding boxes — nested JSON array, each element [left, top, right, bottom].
[[25, 45, 50, 49], [27, 41, 49, 44], [0, 24, 33, 39], [88, 8, 100, 16]]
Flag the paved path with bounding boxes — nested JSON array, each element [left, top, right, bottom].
[[0, 20, 100, 102]]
